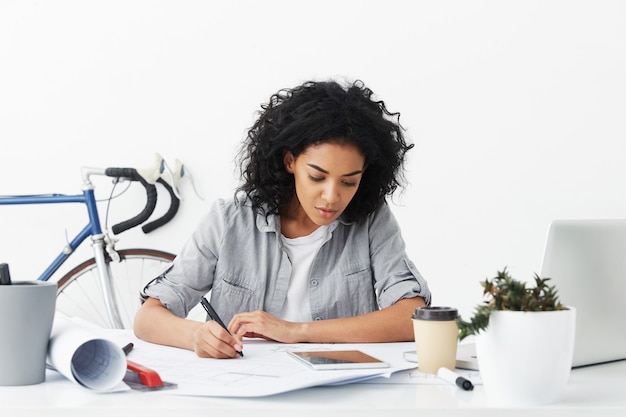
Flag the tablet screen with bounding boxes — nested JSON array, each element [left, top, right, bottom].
[[287, 350, 390, 370]]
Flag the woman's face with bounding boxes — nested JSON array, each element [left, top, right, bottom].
[[284, 142, 365, 226]]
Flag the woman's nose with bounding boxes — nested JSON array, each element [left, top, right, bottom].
[[321, 183, 340, 204]]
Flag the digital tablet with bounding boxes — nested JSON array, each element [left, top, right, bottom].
[[287, 350, 390, 370]]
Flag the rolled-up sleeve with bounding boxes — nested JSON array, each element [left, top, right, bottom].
[[369, 204, 431, 308], [141, 200, 227, 318]]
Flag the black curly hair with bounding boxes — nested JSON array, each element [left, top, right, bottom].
[[235, 79, 413, 223]]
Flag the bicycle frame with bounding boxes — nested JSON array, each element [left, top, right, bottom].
[[1, 169, 125, 328], [0, 189, 104, 282], [1, 163, 181, 328]]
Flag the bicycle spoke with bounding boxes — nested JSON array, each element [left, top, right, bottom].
[[55, 249, 175, 329], [56, 268, 111, 328]]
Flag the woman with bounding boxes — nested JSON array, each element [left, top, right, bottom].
[[134, 79, 431, 358]]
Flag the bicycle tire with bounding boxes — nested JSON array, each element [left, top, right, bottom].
[[55, 248, 175, 329]]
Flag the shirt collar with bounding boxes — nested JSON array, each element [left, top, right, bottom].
[[255, 208, 349, 234]]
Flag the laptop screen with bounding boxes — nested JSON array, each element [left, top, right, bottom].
[[540, 219, 626, 367]]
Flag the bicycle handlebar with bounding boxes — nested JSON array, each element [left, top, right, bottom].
[[81, 163, 181, 235], [104, 168, 180, 235], [105, 168, 158, 235], [141, 177, 180, 234]]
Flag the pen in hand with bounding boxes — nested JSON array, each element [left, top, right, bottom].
[[200, 297, 244, 357]]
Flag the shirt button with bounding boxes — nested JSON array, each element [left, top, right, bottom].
[[310, 279, 318, 287]]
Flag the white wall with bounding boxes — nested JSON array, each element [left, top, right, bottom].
[[1, 0, 625, 318]]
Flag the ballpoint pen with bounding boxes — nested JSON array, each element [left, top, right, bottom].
[[200, 297, 244, 357]]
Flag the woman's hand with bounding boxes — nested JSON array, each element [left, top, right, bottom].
[[228, 310, 303, 344], [193, 320, 244, 359], [227, 297, 424, 344]]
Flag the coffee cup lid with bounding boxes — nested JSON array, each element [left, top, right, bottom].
[[412, 306, 458, 320]]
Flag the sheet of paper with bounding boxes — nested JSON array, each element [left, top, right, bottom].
[[47, 316, 128, 391], [46, 317, 481, 395], [104, 330, 418, 397], [358, 367, 482, 385]]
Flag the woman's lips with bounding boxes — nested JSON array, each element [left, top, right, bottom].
[[316, 207, 337, 219]]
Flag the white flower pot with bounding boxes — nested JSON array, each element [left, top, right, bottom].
[[475, 307, 576, 406]]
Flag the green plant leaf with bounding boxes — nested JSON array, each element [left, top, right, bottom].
[[457, 267, 567, 341]]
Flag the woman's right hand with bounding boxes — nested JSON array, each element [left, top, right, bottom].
[[193, 320, 244, 359], [134, 297, 243, 359]]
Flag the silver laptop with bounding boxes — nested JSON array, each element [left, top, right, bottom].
[[540, 219, 626, 368]]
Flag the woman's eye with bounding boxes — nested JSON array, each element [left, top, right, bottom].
[[342, 181, 357, 187], [309, 175, 324, 182]]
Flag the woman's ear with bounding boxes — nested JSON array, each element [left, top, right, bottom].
[[283, 151, 295, 173]]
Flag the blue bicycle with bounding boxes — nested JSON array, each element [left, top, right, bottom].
[[0, 157, 186, 329]]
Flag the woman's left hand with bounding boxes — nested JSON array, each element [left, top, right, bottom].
[[228, 310, 303, 343]]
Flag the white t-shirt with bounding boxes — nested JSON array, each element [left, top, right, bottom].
[[279, 225, 330, 322]]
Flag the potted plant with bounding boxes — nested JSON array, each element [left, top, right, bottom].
[[457, 268, 576, 406]]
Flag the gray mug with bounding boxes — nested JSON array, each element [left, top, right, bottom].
[[0, 280, 56, 385]]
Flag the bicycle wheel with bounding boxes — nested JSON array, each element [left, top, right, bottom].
[[55, 248, 175, 329]]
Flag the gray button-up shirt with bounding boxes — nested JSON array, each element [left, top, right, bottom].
[[142, 198, 431, 324]]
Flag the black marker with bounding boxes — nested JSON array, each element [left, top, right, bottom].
[[0, 263, 12, 285], [200, 297, 244, 357], [437, 367, 474, 391], [122, 342, 134, 356]]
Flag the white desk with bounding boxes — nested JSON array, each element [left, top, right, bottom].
[[1, 360, 625, 417]]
